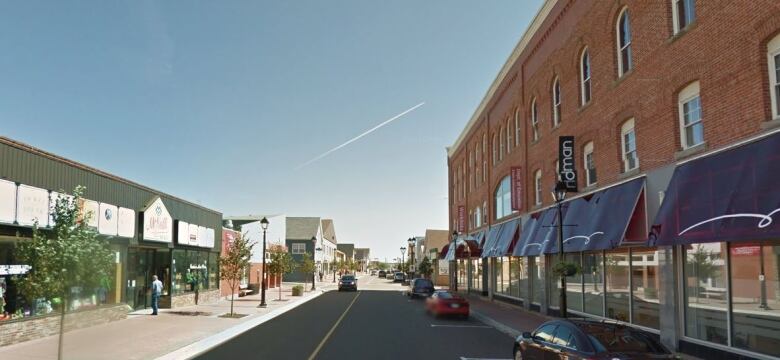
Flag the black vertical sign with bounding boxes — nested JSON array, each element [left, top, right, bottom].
[[559, 136, 578, 192]]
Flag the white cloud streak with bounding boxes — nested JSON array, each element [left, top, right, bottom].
[[295, 102, 425, 169]]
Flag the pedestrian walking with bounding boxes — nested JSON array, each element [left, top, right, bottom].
[[151, 275, 163, 316], [319, 271, 323, 282]]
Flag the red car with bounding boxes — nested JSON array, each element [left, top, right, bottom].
[[425, 291, 469, 319]]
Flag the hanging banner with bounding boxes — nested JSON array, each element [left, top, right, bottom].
[[142, 197, 172, 243], [457, 206, 466, 233], [0, 179, 16, 224], [559, 136, 578, 192], [117, 207, 135, 238], [511, 166, 523, 211], [17, 185, 49, 227], [98, 203, 119, 236]]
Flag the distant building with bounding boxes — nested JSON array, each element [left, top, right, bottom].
[[354, 248, 370, 272], [337, 243, 355, 262]]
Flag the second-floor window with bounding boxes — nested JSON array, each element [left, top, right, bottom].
[[494, 176, 512, 220], [492, 134, 498, 166], [514, 108, 522, 146], [769, 34, 780, 120], [581, 48, 592, 105], [679, 81, 703, 149], [499, 127, 505, 161], [506, 119, 512, 154], [621, 118, 639, 172], [292, 243, 306, 254], [475, 206, 482, 228], [534, 170, 542, 206], [584, 141, 597, 186], [552, 77, 561, 126], [531, 98, 539, 141], [616, 8, 633, 77], [672, 0, 696, 34]]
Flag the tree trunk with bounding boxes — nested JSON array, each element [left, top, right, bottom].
[[278, 274, 282, 300], [230, 290, 234, 316]]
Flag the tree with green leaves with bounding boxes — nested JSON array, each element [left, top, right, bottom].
[[219, 233, 254, 317], [418, 256, 433, 279], [14, 186, 114, 360], [268, 251, 295, 300], [299, 253, 316, 291]]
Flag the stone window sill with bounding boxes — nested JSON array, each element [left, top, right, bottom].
[[761, 118, 780, 130], [618, 167, 640, 180], [674, 142, 707, 161], [581, 183, 598, 193]]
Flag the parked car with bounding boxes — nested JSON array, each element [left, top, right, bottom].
[[393, 272, 406, 282], [370, 270, 378, 276], [407, 278, 435, 298], [378, 270, 386, 278], [425, 291, 469, 318], [513, 319, 675, 360], [386, 272, 395, 279], [338, 275, 358, 291]]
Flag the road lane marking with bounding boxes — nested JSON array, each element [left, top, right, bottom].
[[307, 291, 362, 360], [430, 324, 492, 329]]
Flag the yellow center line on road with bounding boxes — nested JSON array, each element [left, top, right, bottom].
[[307, 290, 362, 360]]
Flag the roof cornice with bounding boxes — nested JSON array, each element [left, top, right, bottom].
[[447, 0, 558, 158]]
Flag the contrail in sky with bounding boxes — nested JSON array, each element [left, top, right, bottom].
[[296, 102, 425, 169]]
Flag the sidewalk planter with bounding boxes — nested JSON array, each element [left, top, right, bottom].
[[292, 285, 304, 296]]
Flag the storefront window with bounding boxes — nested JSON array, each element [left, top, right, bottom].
[[548, 255, 560, 309], [631, 247, 659, 329], [583, 251, 604, 316], [511, 257, 527, 299], [606, 250, 630, 322], [208, 252, 219, 290], [172, 249, 189, 295], [684, 243, 728, 344], [471, 258, 482, 293], [566, 253, 583, 312], [531, 256, 543, 305], [496, 257, 511, 296], [457, 259, 467, 290], [730, 241, 780, 357]]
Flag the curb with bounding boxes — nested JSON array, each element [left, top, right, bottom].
[[156, 289, 329, 360], [471, 310, 521, 339]]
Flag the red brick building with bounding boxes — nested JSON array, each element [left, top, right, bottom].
[[447, 1, 780, 359]]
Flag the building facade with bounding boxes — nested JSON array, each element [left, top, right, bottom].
[[0, 137, 222, 323], [355, 248, 370, 272], [447, 1, 780, 359]]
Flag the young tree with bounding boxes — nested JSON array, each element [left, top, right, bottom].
[[219, 233, 254, 316], [418, 256, 433, 279], [14, 186, 114, 360], [299, 253, 316, 291], [268, 251, 295, 300]]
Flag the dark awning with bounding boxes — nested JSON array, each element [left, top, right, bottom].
[[483, 218, 520, 257], [513, 208, 560, 257], [651, 133, 780, 246], [439, 244, 450, 259], [545, 178, 646, 253], [473, 230, 486, 248], [479, 225, 504, 258], [443, 236, 481, 261]]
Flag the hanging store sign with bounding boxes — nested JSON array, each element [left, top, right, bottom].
[[17, 185, 49, 227], [0, 179, 16, 224], [142, 197, 172, 243], [511, 167, 523, 211], [117, 207, 135, 238], [730, 244, 761, 257], [558, 136, 578, 192], [98, 203, 119, 236], [458, 206, 466, 233], [438, 260, 449, 275], [188, 223, 199, 246]]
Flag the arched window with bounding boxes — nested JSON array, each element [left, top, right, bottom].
[[616, 8, 633, 77], [475, 206, 482, 228], [514, 108, 522, 146], [494, 176, 512, 219], [469, 150, 475, 191], [678, 81, 703, 149], [768, 34, 780, 120], [552, 77, 562, 126], [506, 118, 512, 154], [475, 144, 480, 186], [583, 141, 597, 186], [531, 98, 539, 141], [580, 48, 592, 105], [534, 169, 542, 206], [499, 127, 505, 161], [621, 118, 639, 172], [482, 134, 488, 181], [492, 133, 498, 166]]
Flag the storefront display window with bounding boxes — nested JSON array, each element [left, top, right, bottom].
[[496, 257, 511, 297], [548, 255, 560, 309], [606, 250, 630, 322], [457, 259, 467, 290], [208, 252, 219, 290], [684, 243, 728, 344], [531, 256, 543, 305], [566, 253, 583, 312], [730, 241, 780, 357], [511, 257, 527, 299], [470, 258, 482, 293], [582, 251, 604, 316], [631, 247, 659, 329], [172, 249, 189, 295]]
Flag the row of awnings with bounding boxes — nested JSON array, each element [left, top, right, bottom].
[[441, 132, 780, 260]]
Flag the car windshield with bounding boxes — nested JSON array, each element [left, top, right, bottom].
[[586, 327, 667, 354], [415, 279, 433, 287], [341, 276, 355, 281], [436, 292, 454, 299]]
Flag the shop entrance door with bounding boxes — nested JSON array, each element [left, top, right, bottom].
[[126, 248, 170, 311]]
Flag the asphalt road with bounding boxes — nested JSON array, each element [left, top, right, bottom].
[[197, 275, 515, 360]]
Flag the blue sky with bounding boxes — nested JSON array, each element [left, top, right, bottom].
[[1, 0, 542, 260]]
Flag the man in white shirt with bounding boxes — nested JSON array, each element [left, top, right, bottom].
[[151, 275, 163, 315]]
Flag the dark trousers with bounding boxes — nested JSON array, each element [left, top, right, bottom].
[[151, 294, 160, 315]]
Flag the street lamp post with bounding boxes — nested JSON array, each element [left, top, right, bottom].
[[258, 217, 269, 308], [451, 230, 458, 292], [400, 247, 406, 273], [408, 237, 417, 278], [552, 181, 568, 318]]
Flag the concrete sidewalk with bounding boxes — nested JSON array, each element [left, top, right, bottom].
[[0, 281, 337, 360], [464, 294, 549, 339]]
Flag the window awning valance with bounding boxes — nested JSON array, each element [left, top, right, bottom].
[[479, 224, 504, 258], [651, 133, 780, 246], [482, 218, 520, 257]]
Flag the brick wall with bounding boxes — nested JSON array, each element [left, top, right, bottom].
[[449, 0, 780, 231], [0, 304, 131, 347], [171, 289, 220, 308]]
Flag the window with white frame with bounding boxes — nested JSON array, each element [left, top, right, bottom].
[[616, 8, 633, 77], [475, 206, 482, 228], [581, 48, 592, 105], [534, 169, 542, 206], [475, 144, 480, 186], [531, 98, 539, 141], [621, 118, 639, 172], [492, 134, 498, 166], [584, 141, 597, 186], [292, 243, 306, 254], [462, 160, 466, 199], [482, 134, 488, 182], [469, 150, 474, 191], [514, 108, 521, 146], [672, 0, 696, 34], [552, 77, 561, 126], [768, 34, 780, 120], [499, 127, 505, 161], [506, 119, 512, 154], [482, 201, 488, 223], [494, 176, 512, 220], [678, 81, 703, 149]]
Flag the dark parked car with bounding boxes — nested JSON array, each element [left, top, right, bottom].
[[425, 290, 469, 318], [406, 278, 435, 298], [338, 275, 357, 291], [393, 272, 406, 282], [378, 270, 386, 278], [513, 319, 675, 360]]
